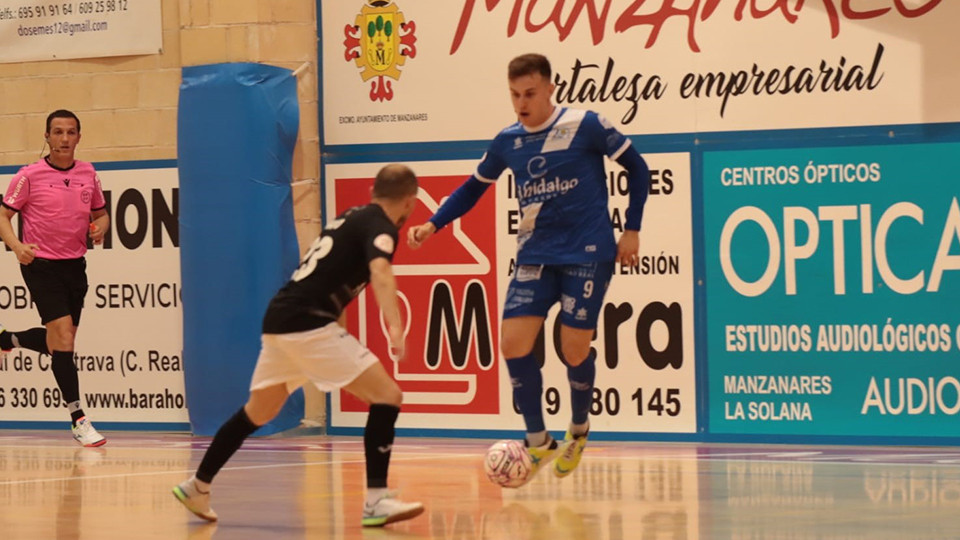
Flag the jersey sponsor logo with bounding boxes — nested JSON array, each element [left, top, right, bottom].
[[542, 109, 585, 152], [63, 178, 70, 187], [526, 155, 548, 179], [5, 176, 27, 205], [550, 126, 573, 141], [373, 233, 395, 254], [343, 1, 418, 102], [504, 286, 536, 311], [518, 175, 580, 201], [516, 264, 543, 282]]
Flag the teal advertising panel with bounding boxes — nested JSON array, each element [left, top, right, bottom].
[[704, 143, 960, 438]]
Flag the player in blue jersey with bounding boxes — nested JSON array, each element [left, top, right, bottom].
[[407, 53, 650, 483]]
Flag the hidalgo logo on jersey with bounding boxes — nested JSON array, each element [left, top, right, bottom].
[[343, 1, 418, 102], [518, 176, 580, 202]]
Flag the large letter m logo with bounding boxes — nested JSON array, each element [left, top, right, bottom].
[[426, 279, 494, 370]]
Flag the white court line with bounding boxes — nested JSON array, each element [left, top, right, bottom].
[[805, 453, 960, 461], [0, 441, 470, 453], [6, 442, 960, 472], [0, 452, 477, 487], [591, 454, 960, 469]]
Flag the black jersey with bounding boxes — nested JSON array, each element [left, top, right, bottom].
[[262, 204, 398, 334]]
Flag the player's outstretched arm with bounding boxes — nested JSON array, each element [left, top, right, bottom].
[[368, 257, 406, 361], [407, 176, 492, 251], [407, 222, 436, 250]]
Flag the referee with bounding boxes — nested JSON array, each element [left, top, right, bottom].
[[0, 109, 108, 447]]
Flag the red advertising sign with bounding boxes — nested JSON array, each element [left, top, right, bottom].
[[336, 175, 501, 414]]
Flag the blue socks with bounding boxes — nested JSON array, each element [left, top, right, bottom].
[[505, 352, 545, 434], [507, 349, 596, 436], [567, 350, 596, 425]]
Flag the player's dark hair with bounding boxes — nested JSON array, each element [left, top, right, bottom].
[[508, 53, 551, 81], [46, 109, 81, 134], [373, 163, 418, 200]]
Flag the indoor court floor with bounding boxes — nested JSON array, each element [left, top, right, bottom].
[[1, 431, 959, 539]]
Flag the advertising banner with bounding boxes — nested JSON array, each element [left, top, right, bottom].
[[327, 154, 696, 434], [0, 167, 186, 425], [321, 1, 959, 144], [0, 0, 161, 63], [704, 143, 960, 437]]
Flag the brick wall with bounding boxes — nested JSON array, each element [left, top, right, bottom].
[[178, 0, 321, 246]]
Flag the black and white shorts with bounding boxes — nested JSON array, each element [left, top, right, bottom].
[[250, 322, 379, 393]]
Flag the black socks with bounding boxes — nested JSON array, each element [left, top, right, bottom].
[[196, 407, 260, 483], [51, 350, 84, 424], [364, 404, 400, 489], [0, 327, 48, 354]]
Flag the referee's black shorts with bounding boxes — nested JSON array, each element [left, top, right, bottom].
[[20, 257, 88, 326]]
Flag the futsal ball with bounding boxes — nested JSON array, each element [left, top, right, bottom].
[[483, 439, 533, 488]]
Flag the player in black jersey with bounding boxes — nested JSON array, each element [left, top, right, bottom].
[[172, 164, 424, 528]]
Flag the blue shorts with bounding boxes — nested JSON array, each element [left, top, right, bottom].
[[503, 261, 615, 329]]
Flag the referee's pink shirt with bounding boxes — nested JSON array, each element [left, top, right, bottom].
[[3, 159, 106, 260]]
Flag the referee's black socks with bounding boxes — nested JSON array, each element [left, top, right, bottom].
[[0, 327, 48, 354], [51, 350, 85, 425]]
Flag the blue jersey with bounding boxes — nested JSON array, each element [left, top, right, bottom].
[[476, 107, 632, 265]]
